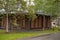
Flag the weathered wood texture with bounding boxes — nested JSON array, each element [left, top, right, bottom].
[[0, 15, 51, 30]]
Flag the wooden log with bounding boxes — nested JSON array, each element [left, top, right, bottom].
[[43, 16, 45, 30]]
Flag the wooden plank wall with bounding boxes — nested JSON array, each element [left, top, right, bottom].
[[47, 16, 51, 29], [30, 15, 43, 29], [45, 16, 51, 29], [1, 15, 51, 30], [17, 16, 26, 30], [3, 17, 7, 29], [38, 16, 43, 29]]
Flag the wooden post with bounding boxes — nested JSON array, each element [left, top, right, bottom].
[[2, 17, 3, 29], [49, 16, 51, 29], [43, 16, 45, 30]]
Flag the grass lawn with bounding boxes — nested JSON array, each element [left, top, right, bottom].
[[0, 29, 59, 40]]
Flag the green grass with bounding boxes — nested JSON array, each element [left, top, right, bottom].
[[0, 29, 59, 40]]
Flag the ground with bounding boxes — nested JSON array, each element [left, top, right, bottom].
[[0, 29, 59, 40], [19, 32, 60, 40]]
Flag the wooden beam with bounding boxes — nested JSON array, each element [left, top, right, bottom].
[[43, 16, 45, 30]]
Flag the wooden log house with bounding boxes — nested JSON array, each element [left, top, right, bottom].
[[0, 12, 51, 30]]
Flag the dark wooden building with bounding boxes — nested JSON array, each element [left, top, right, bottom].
[[0, 13, 51, 30]]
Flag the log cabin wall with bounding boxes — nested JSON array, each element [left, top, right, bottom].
[[0, 14, 51, 30], [30, 15, 51, 30], [34, 17, 39, 29], [44, 16, 51, 29], [8, 16, 17, 30], [2, 16, 13, 30], [30, 15, 43, 29], [8, 15, 51, 30], [38, 15, 43, 29], [17, 15, 26, 30], [45, 16, 48, 29], [25, 16, 29, 30], [17, 15, 43, 30], [17, 17, 23, 30], [3, 16, 7, 29], [48, 16, 51, 29], [46, 16, 51, 29]]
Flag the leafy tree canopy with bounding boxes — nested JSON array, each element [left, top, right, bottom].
[[34, 0, 59, 17]]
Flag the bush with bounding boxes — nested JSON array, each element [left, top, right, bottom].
[[52, 25, 59, 31]]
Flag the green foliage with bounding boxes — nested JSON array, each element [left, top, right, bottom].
[[52, 26, 59, 31], [0, 0, 26, 12], [34, 0, 59, 18], [0, 0, 37, 20], [11, 21, 19, 27], [0, 0, 4, 9], [26, 5, 37, 20], [0, 0, 59, 20]]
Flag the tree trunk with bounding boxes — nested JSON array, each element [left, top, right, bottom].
[[6, 13, 9, 32], [5, 0, 9, 32]]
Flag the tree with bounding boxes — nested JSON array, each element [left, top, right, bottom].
[[23, 0, 37, 30], [0, 0, 59, 31], [34, 0, 59, 18], [34, 0, 60, 30], [0, 0, 26, 32]]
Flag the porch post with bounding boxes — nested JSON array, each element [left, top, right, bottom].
[[43, 16, 45, 30]]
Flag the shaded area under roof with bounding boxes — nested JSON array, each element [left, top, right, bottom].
[[0, 11, 52, 16]]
